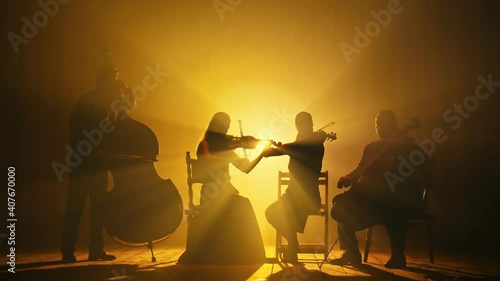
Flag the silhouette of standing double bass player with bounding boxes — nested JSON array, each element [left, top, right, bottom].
[[61, 51, 121, 263]]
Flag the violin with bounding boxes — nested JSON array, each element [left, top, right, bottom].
[[315, 121, 337, 142], [226, 120, 336, 156], [226, 135, 282, 149], [225, 123, 336, 150], [317, 130, 337, 142]]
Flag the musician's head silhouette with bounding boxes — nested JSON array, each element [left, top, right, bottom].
[[96, 48, 119, 88], [375, 110, 398, 139], [295, 111, 314, 136], [207, 112, 231, 135], [96, 67, 118, 86]]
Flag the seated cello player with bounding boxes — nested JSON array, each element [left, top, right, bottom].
[[330, 110, 428, 269]]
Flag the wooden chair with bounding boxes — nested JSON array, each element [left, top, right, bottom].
[[363, 155, 435, 263], [276, 171, 330, 262], [185, 151, 207, 221]]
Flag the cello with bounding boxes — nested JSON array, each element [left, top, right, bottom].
[[346, 117, 420, 194], [331, 117, 420, 225], [97, 51, 183, 262]]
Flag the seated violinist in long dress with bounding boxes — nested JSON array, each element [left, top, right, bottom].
[[178, 112, 270, 265]]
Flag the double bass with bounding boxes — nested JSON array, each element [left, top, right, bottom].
[[97, 51, 183, 262]]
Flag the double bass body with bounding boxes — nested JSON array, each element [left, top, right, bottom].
[[100, 115, 183, 255]]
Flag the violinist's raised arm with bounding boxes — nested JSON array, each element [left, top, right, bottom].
[[264, 111, 327, 264], [196, 114, 268, 175]]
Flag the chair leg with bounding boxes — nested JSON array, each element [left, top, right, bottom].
[[425, 221, 434, 263], [275, 230, 280, 260], [319, 236, 339, 268], [148, 241, 156, 262], [324, 214, 328, 262], [363, 226, 373, 263], [327, 236, 339, 257]]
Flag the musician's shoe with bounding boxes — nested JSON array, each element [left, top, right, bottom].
[[384, 255, 406, 269], [385, 255, 406, 269], [281, 255, 301, 265], [281, 249, 300, 265], [61, 253, 76, 263], [328, 250, 362, 266], [88, 251, 116, 261]]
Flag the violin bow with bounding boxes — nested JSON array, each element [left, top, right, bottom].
[[238, 120, 248, 159], [316, 121, 335, 132], [316, 121, 337, 141]]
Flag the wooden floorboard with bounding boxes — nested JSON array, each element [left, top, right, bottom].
[[1, 245, 499, 281]]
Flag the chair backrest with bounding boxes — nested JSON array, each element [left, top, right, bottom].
[[185, 151, 195, 207], [186, 151, 210, 208], [278, 171, 329, 215], [278, 171, 328, 186]]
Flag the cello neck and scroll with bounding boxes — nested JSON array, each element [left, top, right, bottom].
[[347, 117, 420, 186]]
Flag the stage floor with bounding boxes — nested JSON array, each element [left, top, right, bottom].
[[1, 245, 499, 281]]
